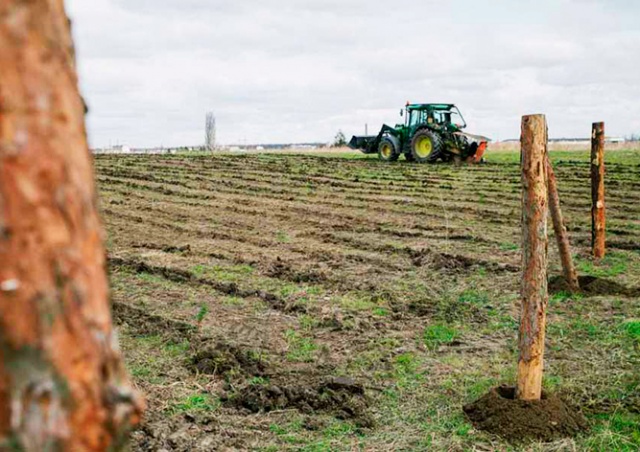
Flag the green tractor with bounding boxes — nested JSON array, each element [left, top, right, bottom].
[[348, 103, 490, 163]]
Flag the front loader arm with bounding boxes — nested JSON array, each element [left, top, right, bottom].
[[349, 124, 401, 155]]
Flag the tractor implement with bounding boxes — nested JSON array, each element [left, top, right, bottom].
[[349, 103, 491, 163], [348, 124, 399, 155], [453, 131, 491, 163], [348, 135, 377, 154]]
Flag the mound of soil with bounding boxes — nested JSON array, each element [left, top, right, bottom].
[[115, 303, 269, 380], [264, 256, 327, 284], [409, 249, 475, 270], [410, 249, 518, 273], [113, 302, 196, 342], [549, 275, 638, 297], [463, 386, 587, 442], [224, 376, 372, 427], [190, 342, 266, 377]]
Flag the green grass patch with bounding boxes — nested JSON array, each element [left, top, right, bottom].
[[164, 340, 191, 357], [284, 330, 318, 362], [550, 290, 583, 305], [269, 418, 306, 445], [389, 353, 427, 392], [170, 393, 219, 415], [432, 289, 491, 322], [576, 252, 629, 278], [498, 242, 518, 251], [465, 377, 497, 400], [190, 264, 208, 277], [276, 230, 291, 243], [280, 283, 323, 299], [543, 374, 563, 391], [458, 289, 490, 306], [321, 419, 359, 439], [249, 376, 270, 386], [299, 314, 320, 330], [195, 303, 209, 324], [584, 412, 640, 451], [622, 320, 640, 342], [221, 295, 245, 306], [372, 307, 390, 317], [129, 364, 152, 378], [134, 272, 169, 285], [423, 323, 460, 349], [191, 263, 254, 281], [337, 294, 377, 312]]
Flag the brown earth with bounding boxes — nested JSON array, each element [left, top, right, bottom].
[[549, 274, 640, 297], [224, 376, 372, 426], [96, 152, 640, 450], [463, 386, 587, 442]]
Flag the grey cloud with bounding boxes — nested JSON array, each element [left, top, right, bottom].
[[66, 0, 640, 147]]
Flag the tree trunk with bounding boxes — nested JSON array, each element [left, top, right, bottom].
[[546, 158, 580, 292], [517, 115, 549, 401], [0, 1, 143, 450], [591, 122, 606, 259]]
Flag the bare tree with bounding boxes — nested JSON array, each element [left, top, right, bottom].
[[0, 1, 143, 450], [333, 130, 347, 147], [205, 112, 217, 151]]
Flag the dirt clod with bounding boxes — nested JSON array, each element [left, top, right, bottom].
[[113, 302, 196, 342], [225, 377, 372, 426], [549, 275, 639, 297], [190, 343, 266, 377], [463, 386, 587, 442], [325, 376, 364, 395], [410, 249, 518, 273], [264, 256, 327, 284]]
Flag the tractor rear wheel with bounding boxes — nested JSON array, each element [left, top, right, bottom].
[[410, 129, 443, 163], [378, 137, 399, 162]]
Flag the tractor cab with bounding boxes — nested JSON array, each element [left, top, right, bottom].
[[404, 103, 467, 132]]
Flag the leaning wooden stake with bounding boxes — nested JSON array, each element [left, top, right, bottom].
[[546, 158, 580, 292], [0, 1, 143, 450], [517, 115, 549, 401], [591, 122, 606, 259]]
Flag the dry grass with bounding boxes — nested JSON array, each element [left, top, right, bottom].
[[98, 149, 640, 451], [490, 141, 640, 152]]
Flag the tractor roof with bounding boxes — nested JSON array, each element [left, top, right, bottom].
[[406, 103, 455, 111]]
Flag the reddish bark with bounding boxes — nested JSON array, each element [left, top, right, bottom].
[[517, 115, 549, 401], [0, 1, 143, 450], [591, 122, 606, 259], [546, 158, 579, 292]]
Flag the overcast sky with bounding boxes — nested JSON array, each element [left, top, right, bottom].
[[66, 0, 640, 147]]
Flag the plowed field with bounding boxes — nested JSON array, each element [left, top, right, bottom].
[[96, 150, 640, 451]]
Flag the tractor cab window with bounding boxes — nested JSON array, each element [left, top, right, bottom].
[[408, 110, 423, 128], [432, 111, 452, 125], [449, 107, 467, 128], [409, 110, 423, 127]]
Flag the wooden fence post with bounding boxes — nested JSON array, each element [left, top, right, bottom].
[[0, 1, 143, 450], [591, 122, 606, 259], [517, 115, 549, 401], [546, 158, 580, 292]]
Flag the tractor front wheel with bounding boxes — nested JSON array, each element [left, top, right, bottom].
[[378, 137, 399, 162], [410, 129, 443, 163]]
